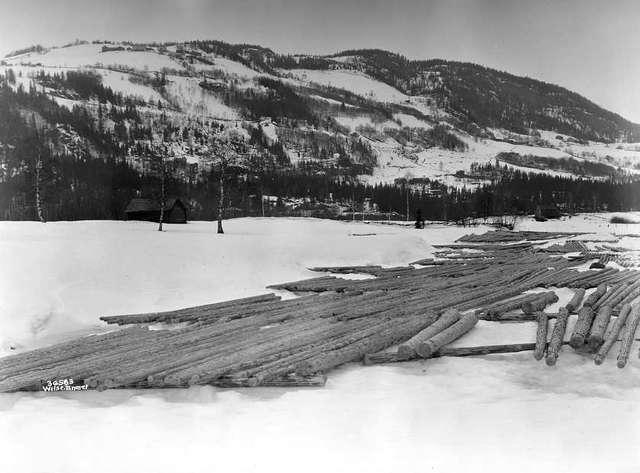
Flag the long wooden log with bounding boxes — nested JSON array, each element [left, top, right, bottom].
[[617, 305, 640, 368], [99, 293, 281, 325], [594, 304, 632, 364], [565, 288, 586, 313], [212, 373, 327, 388], [364, 343, 539, 364], [290, 313, 442, 377], [583, 284, 608, 308], [397, 309, 461, 357], [586, 306, 612, 352], [534, 312, 549, 360], [414, 312, 479, 359], [479, 293, 546, 319], [607, 281, 640, 311], [522, 292, 559, 315], [546, 308, 569, 366], [569, 307, 595, 349]]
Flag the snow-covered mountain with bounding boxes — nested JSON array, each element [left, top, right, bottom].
[[3, 40, 640, 186]]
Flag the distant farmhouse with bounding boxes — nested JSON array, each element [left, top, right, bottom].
[[534, 203, 562, 221], [125, 198, 188, 223]]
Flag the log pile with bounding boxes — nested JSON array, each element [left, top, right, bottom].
[[456, 230, 586, 243], [1, 229, 638, 392]]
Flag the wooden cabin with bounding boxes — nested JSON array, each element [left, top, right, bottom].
[[534, 204, 561, 221], [124, 198, 187, 223]]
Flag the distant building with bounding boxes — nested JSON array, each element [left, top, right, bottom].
[[124, 198, 188, 223], [130, 44, 151, 52], [534, 203, 561, 221]]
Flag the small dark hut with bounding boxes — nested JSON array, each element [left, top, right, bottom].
[[534, 203, 561, 221], [124, 198, 188, 223]]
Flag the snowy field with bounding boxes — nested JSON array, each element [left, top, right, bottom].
[[1, 215, 640, 473]]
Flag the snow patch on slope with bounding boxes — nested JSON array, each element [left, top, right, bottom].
[[283, 68, 407, 103], [165, 75, 238, 120], [4, 44, 184, 72]]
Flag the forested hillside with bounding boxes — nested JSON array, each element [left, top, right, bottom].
[[1, 39, 640, 221]]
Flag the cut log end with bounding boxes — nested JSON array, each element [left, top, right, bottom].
[[569, 335, 585, 350], [397, 345, 416, 358], [415, 342, 434, 359]]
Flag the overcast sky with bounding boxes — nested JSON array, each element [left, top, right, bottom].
[[1, 0, 639, 122]]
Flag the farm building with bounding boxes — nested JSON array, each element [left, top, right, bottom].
[[124, 198, 188, 223], [534, 203, 561, 221]]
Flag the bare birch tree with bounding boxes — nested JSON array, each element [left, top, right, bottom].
[[208, 127, 246, 235], [34, 149, 45, 223]]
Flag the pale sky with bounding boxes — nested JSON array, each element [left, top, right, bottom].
[[1, 0, 639, 122]]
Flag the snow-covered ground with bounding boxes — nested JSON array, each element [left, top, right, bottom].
[[4, 43, 184, 72], [282, 68, 408, 103], [1, 215, 639, 473]]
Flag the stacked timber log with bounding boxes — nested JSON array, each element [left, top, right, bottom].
[[457, 230, 586, 243], [397, 309, 461, 357], [533, 312, 549, 360], [2, 229, 638, 392], [364, 343, 537, 364], [522, 292, 559, 315], [569, 307, 595, 349], [546, 308, 570, 366], [616, 305, 640, 368], [594, 305, 632, 365]]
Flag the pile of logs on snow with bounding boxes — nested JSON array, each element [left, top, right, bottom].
[[1, 229, 638, 392]]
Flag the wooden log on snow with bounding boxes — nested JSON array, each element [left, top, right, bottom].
[[594, 304, 632, 364], [583, 284, 607, 308], [569, 307, 595, 349], [212, 373, 327, 388], [534, 312, 548, 360], [414, 312, 479, 359], [565, 288, 586, 313], [480, 293, 549, 320], [522, 292, 559, 315], [308, 265, 382, 274], [586, 305, 612, 352], [364, 343, 538, 364], [479, 312, 561, 322], [291, 313, 442, 377], [99, 293, 281, 325], [617, 305, 640, 368], [606, 281, 640, 312], [397, 309, 461, 358], [546, 308, 569, 366]]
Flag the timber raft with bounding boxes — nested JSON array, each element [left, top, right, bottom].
[[1, 229, 639, 392]]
